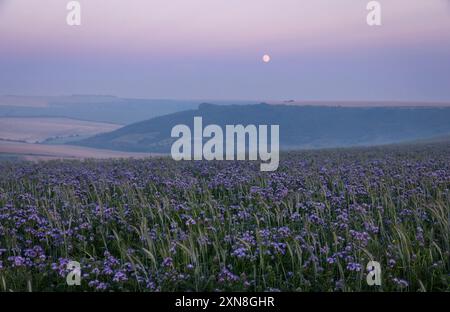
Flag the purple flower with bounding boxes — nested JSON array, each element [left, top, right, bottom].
[[162, 257, 173, 267], [392, 278, 409, 288], [113, 271, 128, 282], [346, 262, 362, 272], [9, 256, 25, 267]]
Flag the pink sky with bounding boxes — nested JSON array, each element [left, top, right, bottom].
[[1, 0, 449, 55], [1, 0, 449, 101]]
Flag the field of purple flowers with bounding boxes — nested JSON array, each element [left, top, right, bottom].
[[0, 143, 449, 292]]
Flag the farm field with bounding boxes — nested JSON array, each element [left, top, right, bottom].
[[0, 117, 122, 144], [0, 142, 448, 292], [0, 140, 154, 161]]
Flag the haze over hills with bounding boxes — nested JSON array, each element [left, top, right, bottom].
[[0, 95, 202, 124], [3, 95, 449, 125], [75, 103, 450, 153]]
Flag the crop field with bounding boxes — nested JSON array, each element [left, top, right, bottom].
[[0, 140, 154, 162], [0, 117, 122, 144], [0, 143, 448, 292]]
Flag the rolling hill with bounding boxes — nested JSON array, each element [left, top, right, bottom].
[[75, 103, 450, 153]]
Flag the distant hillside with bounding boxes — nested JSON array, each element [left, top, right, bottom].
[[75, 104, 450, 153]]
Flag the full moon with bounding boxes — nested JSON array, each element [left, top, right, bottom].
[[262, 54, 271, 63]]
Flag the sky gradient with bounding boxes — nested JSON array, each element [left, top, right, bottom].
[[1, 0, 450, 101]]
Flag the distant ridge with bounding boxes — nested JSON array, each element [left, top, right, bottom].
[[75, 103, 450, 153], [268, 100, 450, 107]]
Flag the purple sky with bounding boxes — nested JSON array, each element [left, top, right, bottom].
[[0, 0, 450, 101]]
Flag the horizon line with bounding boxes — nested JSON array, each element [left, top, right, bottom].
[[1, 94, 450, 107]]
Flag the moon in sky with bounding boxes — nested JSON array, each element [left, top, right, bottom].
[[262, 54, 271, 63]]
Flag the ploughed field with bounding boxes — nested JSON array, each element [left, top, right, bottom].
[[0, 143, 448, 291]]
